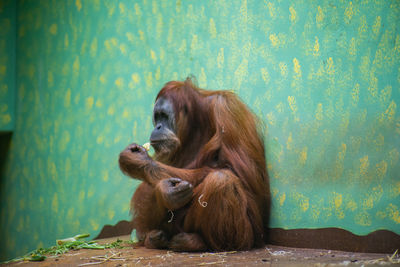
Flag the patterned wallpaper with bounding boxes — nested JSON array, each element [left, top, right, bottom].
[[0, 0, 15, 131], [0, 0, 399, 260]]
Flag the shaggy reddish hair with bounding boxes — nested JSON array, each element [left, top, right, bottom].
[[119, 78, 270, 251]]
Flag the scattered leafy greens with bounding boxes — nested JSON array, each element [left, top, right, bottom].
[[2, 234, 136, 264]]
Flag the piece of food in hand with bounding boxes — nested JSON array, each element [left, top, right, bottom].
[[143, 142, 151, 151]]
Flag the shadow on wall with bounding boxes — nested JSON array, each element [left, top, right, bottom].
[[0, 133, 12, 178]]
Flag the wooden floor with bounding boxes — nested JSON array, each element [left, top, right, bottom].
[[4, 235, 399, 266]]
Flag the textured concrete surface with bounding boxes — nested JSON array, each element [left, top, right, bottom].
[[4, 235, 398, 266]]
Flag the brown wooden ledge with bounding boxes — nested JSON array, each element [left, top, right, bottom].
[[268, 227, 400, 254], [95, 220, 133, 240], [96, 221, 400, 253]]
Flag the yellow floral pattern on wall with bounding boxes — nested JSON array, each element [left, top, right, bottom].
[[0, 0, 15, 130], [0, 0, 399, 260]]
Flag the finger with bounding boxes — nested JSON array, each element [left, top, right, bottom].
[[168, 177, 183, 186], [168, 177, 182, 183], [172, 184, 193, 197], [129, 144, 145, 153], [160, 178, 179, 188], [174, 182, 192, 192], [170, 189, 193, 204]]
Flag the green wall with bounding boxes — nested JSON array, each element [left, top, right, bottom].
[[0, 0, 15, 131], [1, 0, 399, 260]]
